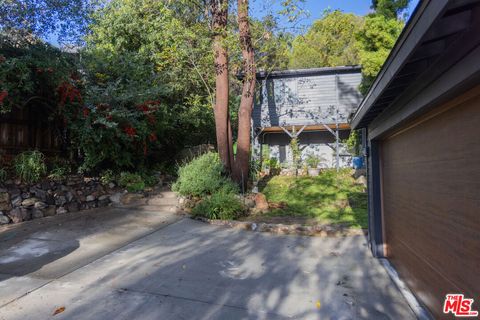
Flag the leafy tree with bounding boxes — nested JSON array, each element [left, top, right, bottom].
[[289, 10, 363, 69], [372, 0, 411, 19], [356, 14, 404, 94]]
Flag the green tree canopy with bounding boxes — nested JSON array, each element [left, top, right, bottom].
[[372, 0, 411, 19], [288, 10, 364, 69], [356, 14, 404, 94]]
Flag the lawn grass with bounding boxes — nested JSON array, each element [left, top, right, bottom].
[[259, 169, 368, 229]]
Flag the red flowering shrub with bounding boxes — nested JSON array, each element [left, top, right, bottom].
[[124, 126, 136, 137], [0, 91, 8, 105]]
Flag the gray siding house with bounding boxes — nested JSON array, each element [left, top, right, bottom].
[[252, 66, 363, 168]]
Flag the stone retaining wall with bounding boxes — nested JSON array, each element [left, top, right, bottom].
[[0, 176, 125, 225]]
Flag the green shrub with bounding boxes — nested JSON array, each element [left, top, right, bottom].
[[48, 166, 71, 181], [0, 167, 7, 183], [192, 188, 244, 220], [172, 152, 238, 197], [47, 159, 71, 181], [100, 169, 117, 185], [14, 150, 47, 183], [118, 172, 145, 192], [141, 172, 158, 188]]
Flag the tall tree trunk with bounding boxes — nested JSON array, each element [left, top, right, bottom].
[[233, 0, 256, 188], [210, 0, 232, 172]]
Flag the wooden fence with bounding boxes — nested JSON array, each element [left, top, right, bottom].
[[0, 105, 62, 163]]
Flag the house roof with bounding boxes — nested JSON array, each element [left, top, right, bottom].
[[256, 65, 361, 80], [352, 0, 480, 129]]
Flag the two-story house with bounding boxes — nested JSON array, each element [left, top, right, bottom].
[[252, 66, 363, 168]]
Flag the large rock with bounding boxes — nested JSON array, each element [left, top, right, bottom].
[[66, 191, 74, 202], [8, 207, 31, 223], [243, 196, 256, 209], [21, 197, 40, 207], [44, 206, 57, 217], [254, 193, 269, 212], [56, 207, 68, 214], [0, 213, 10, 224], [30, 187, 47, 201], [31, 208, 44, 219], [109, 192, 124, 205], [0, 192, 11, 211], [34, 201, 48, 209], [86, 194, 96, 202], [67, 202, 80, 212], [11, 196, 22, 207], [54, 194, 67, 206]]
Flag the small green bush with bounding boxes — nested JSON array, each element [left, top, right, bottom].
[[172, 152, 238, 197], [14, 150, 47, 183], [48, 161, 71, 181], [118, 172, 145, 192], [192, 187, 244, 220], [0, 167, 7, 183], [100, 169, 117, 185], [141, 172, 159, 188]]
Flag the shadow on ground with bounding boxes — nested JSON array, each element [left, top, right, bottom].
[[0, 218, 415, 319]]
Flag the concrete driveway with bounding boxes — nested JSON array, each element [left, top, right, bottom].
[[0, 205, 416, 319]]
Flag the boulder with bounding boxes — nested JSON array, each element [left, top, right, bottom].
[[86, 195, 96, 202], [31, 187, 47, 201], [254, 193, 269, 212], [11, 196, 22, 207], [66, 191, 74, 202], [0, 213, 10, 225], [34, 201, 48, 209], [243, 196, 256, 209], [67, 202, 80, 212], [8, 207, 31, 223], [44, 206, 57, 217], [31, 208, 44, 219], [21, 197, 40, 207], [56, 207, 68, 214], [54, 195, 67, 206], [109, 192, 124, 205], [0, 192, 11, 211]]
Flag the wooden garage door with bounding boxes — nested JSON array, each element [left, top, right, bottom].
[[380, 88, 480, 319]]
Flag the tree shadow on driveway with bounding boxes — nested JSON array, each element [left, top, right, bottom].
[[0, 218, 417, 319]]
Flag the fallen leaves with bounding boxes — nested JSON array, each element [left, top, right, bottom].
[[52, 306, 65, 316]]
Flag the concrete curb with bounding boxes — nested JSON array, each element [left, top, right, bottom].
[[380, 259, 433, 320]]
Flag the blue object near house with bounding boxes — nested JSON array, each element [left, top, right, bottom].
[[352, 156, 364, 169]]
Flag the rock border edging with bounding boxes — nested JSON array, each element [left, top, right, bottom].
[[192, 216, 367, 237]]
